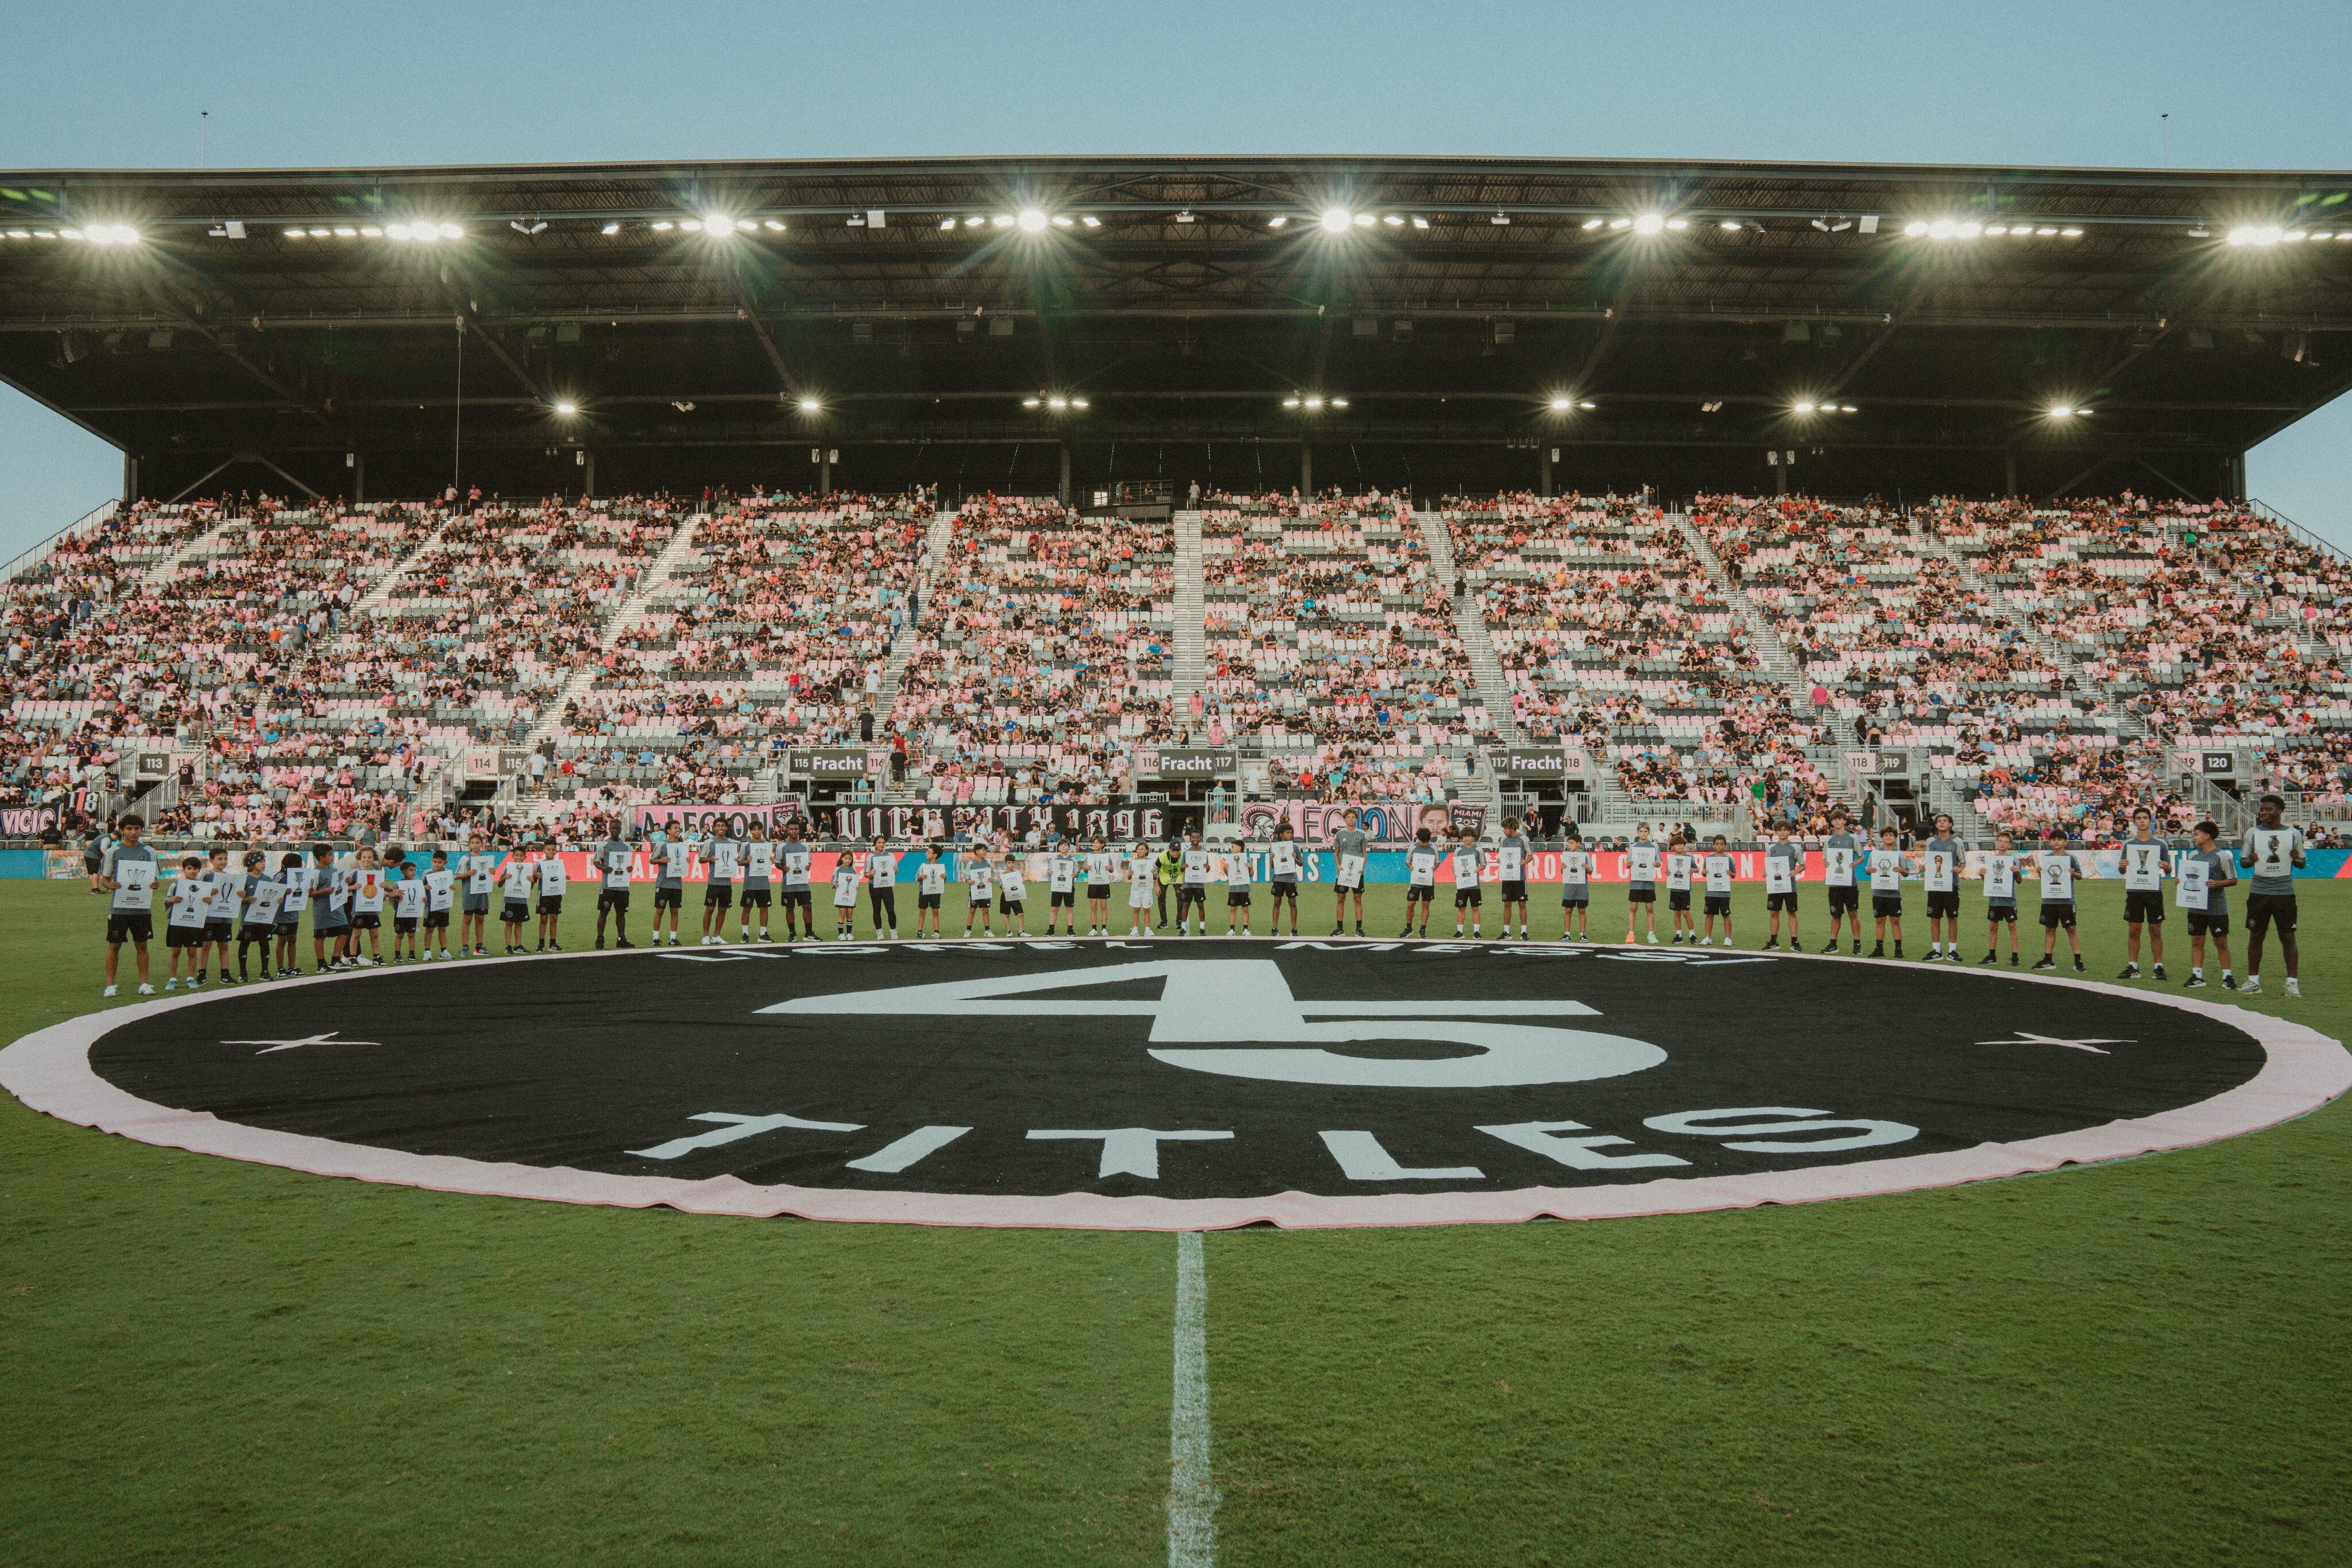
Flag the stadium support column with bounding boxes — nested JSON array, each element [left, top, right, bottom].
[[1059, 442, 1071, 504], [1300, 441, 1313, 495], [121, 451, 138, 505], [2005, 453, 2017, 498], [1540, 446, 1553, 498], [581, 450, 594, 500], [821, 450, 833, 496], [2226, 452, 2246, 502], [352, 453, 366, 504]]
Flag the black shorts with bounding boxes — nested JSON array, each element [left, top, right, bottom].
[[704, 884, 734, 907], [1454, 887, 1482, 908], [1668, 889, 1692, 912], [1050, 890, 1076, 908], [833, 902, 858, 919], [1228, 889, 1252, 906], [1000, 897, 1024, 915], [1704, 894, 1731, 917], [203, 920, 233, 943], [1561, 889, 1589, 907], [743, 888, 772, 908], [276, 917, 302, 938], [424, 911, 450, 929], [1826, 886, 1859, 915], [393, 916, 419, 934], [2185, 909, 2230, 937], [2245, 893, 2297, 938], [166, 924, 205, 949], [463, 893, 490, 916], [2039, 901, 2076, 930], [1088, 885, 1112, 901], [2124, 889, 2167, 925], [598, 889, 630, 912], [1499, 880, 1527, 903], [654, 886, 682, 910], [502, 901, 529, 924], [1178, 886, 1206, 906], [783, 889, 813, 908], [1270, 880, 1298, 900], [1925, 891, 1960, 919], [314, 913, 350, 936], [1627, 887, 1655, 905], [536, 896, 562, 916], [106, 911, 153, 944], [352, 911, 382, 930], [1871, 895, 1902, 918], [1767, 891, 1799, 912], [918, 893, 942, 910], [1406, 885, 1434, 902], [1987, 903, 2018, 925]]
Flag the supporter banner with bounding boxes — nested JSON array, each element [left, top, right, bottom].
[[1233, 797, 1462, 848], [825, 802, 1204, 845], [1143, 749, 1225, 779], [631, 802, 807, 838], [0, 805, 60, 836], [788, 748, 881, 779]]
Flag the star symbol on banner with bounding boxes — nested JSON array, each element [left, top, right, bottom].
[[223, 1031, 383, 1055], [1974, 1031, 2133, 1055]]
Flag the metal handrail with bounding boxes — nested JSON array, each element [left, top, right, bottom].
[[0, 497, 121, 584], [2249, 498, 2351, 567]]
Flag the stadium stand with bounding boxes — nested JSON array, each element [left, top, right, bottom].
[[5, 486, 2346, 847]]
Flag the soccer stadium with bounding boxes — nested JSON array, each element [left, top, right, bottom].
[[5, 57, 2352, 1568]]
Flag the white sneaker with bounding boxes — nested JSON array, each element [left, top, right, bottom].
[[2239, 979, 2262, 996], [102, 984, 118, 998], [1697, 936, 1711, 947], [165, 978, 179, 991], [2285, 978, 2302, 998], [1647, 932, 1659, 944], [441, 949, 453, 961], [137, 982, 154, 995]]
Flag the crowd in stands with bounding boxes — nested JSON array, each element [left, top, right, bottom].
[[4, 484, 2346, 847]]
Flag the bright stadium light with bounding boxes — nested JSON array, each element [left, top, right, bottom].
[[1608, 217, 1632, 231], [360, 226, 383, 237], [796, 396, 823, 414], [1282, 396, 1302, 408], [763, 219, 786, 232], [1549, 395, 1575, 412], [553, 400, 579, 417], [1577, 400, 1596, 411], [82, 223, 141, 246], [651, 220, 674, 231], [1383, 214, 1405, 226], [1018, 207, 1049, 233], [1720, 219, 1743, 231], [438, 223, 462, 239], [701, 212, 737, 237], [1022, 397, 1042, 408], [1051, 214, 1073, 227], [1632, 212, 1666, 235], [1328, 397, 1347, 408], [1792, 400, 1819, 415], [1070, 397, 1089, 409], [1320, 206, 1353, 235], [2047, 403, 2085, 419], [939, 216, 958, 230], [964, 216, 984, 227], [682, 219, 702, 232], [992, 214, 1015, 229], [601, 222, 621, 235], [1080, 214, 1101, 227], [2228, 224, 2284, 247], [1268, 214, 1289, 229], [1582, 218, 1605, 230], [1048, 396, 1069, 409], [1411, 216, 1429, 230]]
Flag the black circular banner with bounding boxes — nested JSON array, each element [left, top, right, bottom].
[[6, 940, 2345, 1228]]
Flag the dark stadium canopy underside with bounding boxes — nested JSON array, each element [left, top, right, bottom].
[[3, 155, 2350, 504]]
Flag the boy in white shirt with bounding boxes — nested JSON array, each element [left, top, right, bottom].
[[1043, 838, 1080, 937], [501, 847, 536, 954], [2031, 828, 2085, 973], [347, 848, 388, 966], [534, 843, 567, 953], [459, 830, 500, 957], [1403, 830, 1440, 940], [1700, 834, 1736, 947], [1623, 828, 1661, 946], [996, 851, 1029, 936], [701, 826, 741, 945], [1762, 823, 1801, 951], [866, 837, 899, 939], [1222, 842, 1255, 937], [1865, 825, 1913, 960], [2118, 807, 2171, 981], [163, 853, 210, 989], [391, 858, 428, 963], [1559, 830, 1592, 943], [914, 843, 950, 939], [1664, 835, 1697, 945], [963, 849, 997, 936], [424, 849, 457, 961], [1978, 831, 2023, 966], [776, 822, 815, 943], [1449, 827, 1484, 940], [1178, 832, 1213, 936], [1266, 825, 1302, 938], [1085, 835, 1120, 938]]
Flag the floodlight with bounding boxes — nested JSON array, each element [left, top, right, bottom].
[[2048, 404, 2078, 417], [1793, 401, 1818, 415], [1070, 397, 1089, 409], [1840, 404, 1858, 413], [1666, 218, 1689, 230], [1282, 396, 1302, 408], [1608, 218, 1632, 230], [1985, 224, 2008, 235], [58, 229, 82, 240], [1175, 210, 1197, 223], [1582, 218, 1605, 230], [1018, 207, 1049, 233], [553, 400, 579, 416], [964, 216, 984, 227], [1903, 220, 1928, 237], [1080, 215, 1101, 227], [308, 227, 330, 237], [1303, 396, 1324, 409], [1720, 219, 1742, 231], [1927, 219, 1956, 239], [682, 219, 703, 232], [1632, 212, 1666, 235], [1411, 216, 1429, 229], [1268, 214, 1289, 229], [764, 219, 786, 231], [1577, 400, 1596, 410], [1047, 396, 1069, 410], [1383, 213, 1404, 226], [1328, 397, 1347, 408], [797, 396, 823, 413], [1051, 214, 1073, 227], [992, 214, 1015, 228], [1320, 207, 1353, 234], [383, 224, 408, 239], [438, 223, 462, 238], [360, 226, 382, 237], [1490, 211, 1510, 225], [83, 223, 141, 246], [1549, 395, 1575, 411], [1022, 397, 1042, 408], [939, 216, 957, 230], [701, 212, 737, 236], [333, 226, 357, 237], [2034, 226, 2059, 237], [2060, 227, 2083, 237], [651, 220, 674, 231]]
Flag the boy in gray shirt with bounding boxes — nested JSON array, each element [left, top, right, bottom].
[[1921, 812, 1966, 961], [1820, 807, 1863, 955], [1329, 810, 1370, 938], [1494, 815, 1533, 942], [2177, 819, 2238, 990]]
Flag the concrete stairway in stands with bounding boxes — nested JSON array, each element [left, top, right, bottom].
[[1414, 506, 1521, 747], [143, 513, 245, 590], [353, 513, 461, 614], [876, 509, 961, 805], [1173, 510, 1207, 711], [1671, 510, 1802, 692], [524, 511, 703, 750]]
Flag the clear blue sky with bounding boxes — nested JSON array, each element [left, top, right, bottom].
[[5, 0, 2347, 552]]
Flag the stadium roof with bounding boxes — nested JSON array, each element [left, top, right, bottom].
[[3, 154, 2350, 504]]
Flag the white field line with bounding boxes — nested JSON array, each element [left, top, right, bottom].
[[1169, 1229, 1218, 1567]]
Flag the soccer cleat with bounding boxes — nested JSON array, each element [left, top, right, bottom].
[[2237, 978, 2260, 995], [1821, 941, 1841, 955], [2009, 953, 2020, 967], [102, 984, 118, 998], [1850, 942, 1862, 956], [1980, 950, 1998, 965], [594, 939, 605, 951], [2223, 975, 2239, 990], [1763, 938, 1780, 951], [1893, 943, 1904, 959], [2285, 979, 2302, 998], [1870, 943, 1885, 958], [2119, 964, 2138, 979], [2185, 973, 2207, 988], [1331, 924, 1345, 936], [1354, 923, 1365, 936], [2032, 955, 2055, 970], [2152, 963, 2166, 981], [137, 982, 154, 996], [2073, 957, 2086, 973], [1697, 936, 1711, 947], [618, 939, 636, 949], [165, 977, 180, 990]]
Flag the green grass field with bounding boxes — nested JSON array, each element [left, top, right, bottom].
[[3, 877, 2346, 1565]]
